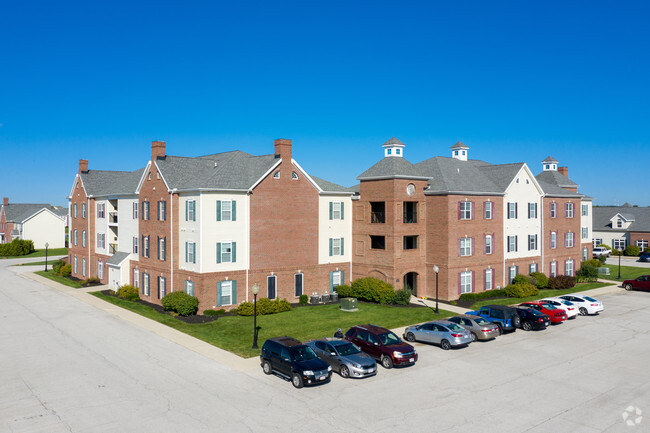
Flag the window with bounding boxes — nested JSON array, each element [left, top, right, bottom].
[[528, 203, 537, 219], [133, 202, 138, 219], [565, 232, 574, 248], [294, 273, 303, 297], [613, 239, 626, 251], [292, 171, 299, 180], [370, 235, 385, 249], [460, 237, 472, 256], [396, 148, 401, 155], [218, 280, 236, 306], [133, 269, 139, 288], [142, 201, 150, 220], [158, 276, 166, 299], [186, 241, 196, 264], [330, 271, 344, 292], [565, 260, 574, 277], [636, 240, 649, 252], [529, 263, 537, 274], [82, 230, 87, 247], [551, 232, 557, 249], [616, 219, 623, 228], [485, 235, 493, 254], [186, 200, 196, 222], [370, 202, 385, 223], [550, 261, 557, 277], [460, 271, 472, 294], [459, 201, 472, 220], [73, 256, 78, 273], [507, 202, 518, 219], [581, 227, 589, 239], [97, 203, 105, 219], [330, 201, 344, 220], [267, 276, 276, 299], [73, 203, 78, 218], [484, 269, 493, 291], [97, 233, 105, 249], [508, 266, 518, 283], [330, 238, 344, 256], [387, 148, 392, 155], [582, 248, 588, 261], [158, 201, 167, 221], [582, 204, 589, 216], [185, 280, 194, 296], [143, 273, 150, 296], [217, 241, 236, 263], [82, 203, 87, 218], [507, 235, 518, 252], [73, 230, 78, 246], [404, 236, 418, 250], [565, 202, 574, 218], [403, 202, 417, 223], [593, 238, 602, 247], [484, 201, 493, 220], [82, 258, 86, 277], [158, 237, 166, 261], [528, 234, 538, 251], [217, 200, 236, 221], [550, 202, 557, 218], [143, 236, 150, 258], [273, 171, 280, 179], [133, 236, 139, 254]]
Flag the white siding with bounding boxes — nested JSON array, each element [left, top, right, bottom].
[[117, 197, 139, 261], [179, 194, 200, 272], [22, 210, 66, 249], [318, 195, 353, 264], [503, 166, 543, 260], [95, 199, 108, 255], [580, 200, 593, 243]]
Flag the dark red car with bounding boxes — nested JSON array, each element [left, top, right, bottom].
[[344, 324, 418, 369], [623, 275, 650, 291], [519, 302, 568, 324]]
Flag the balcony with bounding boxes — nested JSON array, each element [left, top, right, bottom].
[[109, 243, 118, 254], [108, 212, 118, 225]]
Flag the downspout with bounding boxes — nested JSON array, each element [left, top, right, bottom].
[[170, 190, 174, 292], [88, 196, 91, 278]]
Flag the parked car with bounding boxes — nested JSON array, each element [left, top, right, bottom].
[[344, 324, 418, 369], [593, 247, 611, 258], [558, 295, 604, 315], [466, 305, 520, 334], [403, 320, 473, 349], [623, 275, 650, 291], [305, 338, 377, 378], [447, 315, 500, 341], [260, 336, 332, 388], [513, 306, 550, 331], [518, 302, 568, 324], [540, 297, 579, 319], [638, 252, 650, 263]]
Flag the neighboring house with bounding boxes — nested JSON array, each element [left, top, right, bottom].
[[0, 198, 67, 248], [592, 204, 650, 252]]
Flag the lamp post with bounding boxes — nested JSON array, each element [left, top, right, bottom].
[[433, 265, 439, 314], [618, 248, 622, 279], [252, 283, 260, 349], [44, 242, 49, 272]]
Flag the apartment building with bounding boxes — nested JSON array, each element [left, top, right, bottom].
[[592, 204, 650, 252], [0, 197, 67, 248]]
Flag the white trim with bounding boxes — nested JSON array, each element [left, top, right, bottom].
[[249, 159, 282, 192], [503, 164, 546, 197], [134, 161, 152, 194]]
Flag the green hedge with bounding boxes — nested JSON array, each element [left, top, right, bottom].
[[504, 282, 539, 298], [161, 291, 199, 316], [548, 275, 577, 290], [60, 264, 72, 277], [391, 288, 412, 305], [236, 298, 292, 316], [0, 239, 35, 256], [299, 294, 309, 305], [351, 277, 394, 304], [625, 245, 640, 256], [530, 272, 549, 289], [459, 289, 507, 302], [335, 284, 352, 298], [117, 285, 140, 301]]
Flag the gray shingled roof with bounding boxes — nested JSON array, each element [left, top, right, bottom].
[[542, 156, 559, 163], [620, 213, 636, 221], [536, 179, 583, 198], [415, 157, 506, 194], [107, 251, 131, 266], [450, 141, 469, 149], [535, 170, 579, 188], [310, 176, 351, 193], [52, 208, 68, 218], [593, 207, 650, 232], [2, 203, 52, 223], [357, 157, 429, 180], [81, 168, 145, 197]]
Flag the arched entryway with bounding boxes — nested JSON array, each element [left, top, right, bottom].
[[404, 272, 418, 297]]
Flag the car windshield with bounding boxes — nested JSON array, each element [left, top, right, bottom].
[[288, 345, 318, 362], [474, 317, 490, 325], [335, 342, 361, 356], [446, 323, 465, 332], [583, 296, 598, 302], [378, 332, 401, 345]]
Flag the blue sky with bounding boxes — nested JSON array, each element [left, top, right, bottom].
[[1, 1, 648, 207]]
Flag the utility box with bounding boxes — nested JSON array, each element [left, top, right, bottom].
[[597, 267, 610, 275], [340, 297, 358, 312]]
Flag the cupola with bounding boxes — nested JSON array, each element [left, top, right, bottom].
[[541, 156, 558, 172], [451, 141, 469, 161], [382, 137, 405, 158]]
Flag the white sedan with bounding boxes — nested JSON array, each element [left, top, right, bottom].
[[540, 298, 579, 319], [558, 295, 604, 315]]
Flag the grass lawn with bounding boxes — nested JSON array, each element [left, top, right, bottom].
[[0, 248, 68, 259], [469, 282, 611, 310], [602, 264, 649, 281], [90, 292, 454, 358], [35, 270, 83, 288], [13, 260, 58, 267]]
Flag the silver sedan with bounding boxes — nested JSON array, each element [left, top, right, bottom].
[[447, 314, 500, 341], [305, 339, 377, 379], [403, 320, 473, 350]]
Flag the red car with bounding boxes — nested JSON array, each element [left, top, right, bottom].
[[623, 275, 650, 291], [519, 302, 568, 324]]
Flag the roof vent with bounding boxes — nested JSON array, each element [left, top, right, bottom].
[[214, 161, 217, 168]]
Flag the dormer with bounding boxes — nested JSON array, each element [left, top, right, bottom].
[[542, 156, 558, 172], [382, 137, 405, 158], [610, 213, 635, 230], [451, 141, 469, 161]]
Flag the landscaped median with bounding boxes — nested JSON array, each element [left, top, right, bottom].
[[90, 291, 453, 359]]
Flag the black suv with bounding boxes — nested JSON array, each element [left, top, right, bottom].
[[260, 337, 332, 388], [513, 307, 550, 331]]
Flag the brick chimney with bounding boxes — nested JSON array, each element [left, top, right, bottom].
[[3, 197, 8, 206], [558, 166, 569, 178], [79, 159, 89, 173], [274, 139, 292, 161], [152, 141, 166, 161]]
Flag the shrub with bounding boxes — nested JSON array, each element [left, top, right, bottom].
[[335, 284, 353, 298], [582, 259, 602, 269], [161, 291, 199, 316], [236, 302, 254, 316], [236, 298, 292, 316], [52, 259, 66, 275], [0, 239, 35, 256], [597, 254, 607, 264], [576, 265, 598, 283], [351, 277, 394, 304], [459, 289, 507, 302], [391, 288, 412, 305], [504, 282, 539, 298], [203, 309, 226, 316], [611, 248, 623, 256], [60, 264, 72, 277], [548, 275, 577, 290], [299, 294, 309, 305], [116, 285, 140, 301], [513, 274, 533, 285], [625, 245, 640, 256], [529, 272, 549, 289]]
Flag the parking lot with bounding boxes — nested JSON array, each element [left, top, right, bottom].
[[2, 260, 650, 432]]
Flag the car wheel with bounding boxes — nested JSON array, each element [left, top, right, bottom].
[[496, 323, 503, 335], [440, 339, 451, 350], [340, 365, 350, 378], [405, 332, 416, 342], [470, 332, 477, 342], [625, 284, 633, 291], [291, 373, 304, 388], [522, 321, 532, 331], [262, 360, 272, 375], [512, 315, 521, 328], [381, 355, 393, 369], [579, 307, 588, 316]]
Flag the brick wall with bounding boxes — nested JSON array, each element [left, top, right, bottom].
[[542, 197, 582, 275]]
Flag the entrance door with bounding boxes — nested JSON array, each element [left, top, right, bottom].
[[404, 272, 418, 296]]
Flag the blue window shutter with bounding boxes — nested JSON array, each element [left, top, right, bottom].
[[184, 280, 187, 293], [330, 272, 334, 292], [185, 242, 188, 262], [232, 280, 237, 305], [217, 282, 222, 307], [340, 238, 344, 255], [216, 200, 221, 221], [192, 243, 196, 263], [341, 202, 344, 219], [232, 201, 236, 221], [515, 203, 518, 219], [329, 239, 333, 256], [470, 201, 474, 220], [217, 243, 222, 263], [185, 201, 188, 221], [232, 242, 237, 262], [329, 202, 333, 220], [341, 270, 345, 285]]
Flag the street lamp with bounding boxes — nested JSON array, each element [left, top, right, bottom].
[[44, 242, 49, 272], [433, 265, 439, 314], [252, 283, 260, 349], [618, 248, 622, 279]]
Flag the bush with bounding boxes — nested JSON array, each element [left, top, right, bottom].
[[116, 285, 140, 301], [611, 248, 623, 256], [161, 291, 199, 316], [351, 277, 394, 304], [504, 282, 539, 298], [625, 245, 640, 256], [582, 259, 602, 269], [548, 275, 577, 290], [235, 298, 292, 316], [52, 259, 66, 275], [459, 289, 507, 302], [599, 244, 612, 251], [513, 274, 533, 285], [81, 276, 101, 286], [335, 284, 352, 298], [0, 239, 35, 256], [203, 309, 226, 316], [391, 288, 412, 305], [299, 294, 309, 305], [576, 265, 598, 283], [60, 264, 71, 277], [529, 272, 549, 289], [597, 254, 607, 264]]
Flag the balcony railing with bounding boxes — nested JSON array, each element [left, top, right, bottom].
[[109, 243, 118, 254], [371, 212, 385, 224], [108, 212, 118, 224]]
